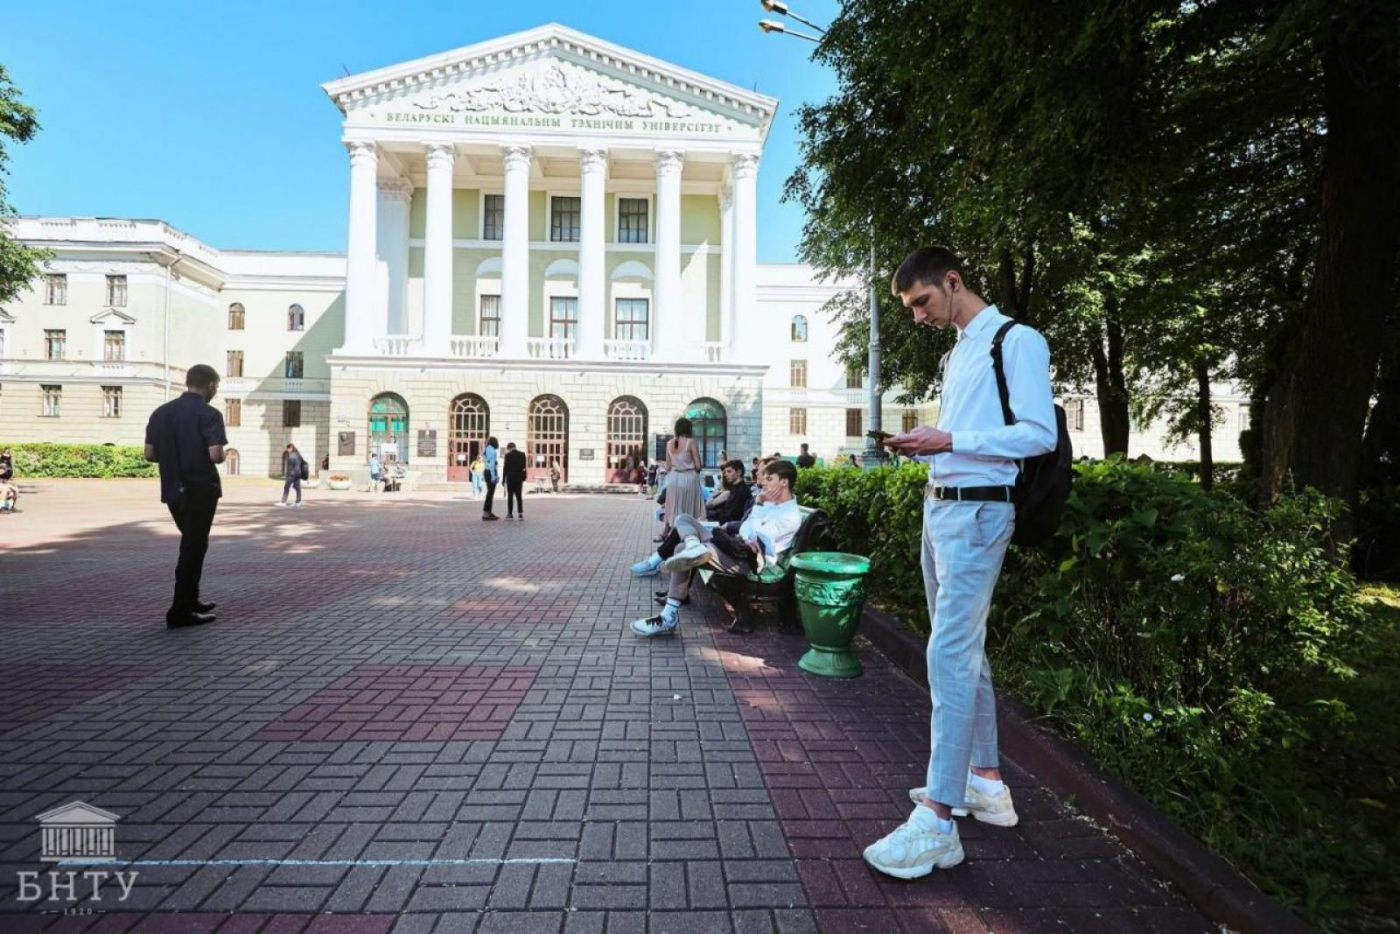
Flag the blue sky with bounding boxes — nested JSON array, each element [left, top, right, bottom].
[[4, 0, 840, 263]]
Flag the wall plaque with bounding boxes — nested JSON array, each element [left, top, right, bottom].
[[578, 448, 594, 461], [337, 432, 356, 456], [417, 430, 437, 458]]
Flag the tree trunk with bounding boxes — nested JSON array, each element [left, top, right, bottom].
[[1360, 314, 1400, 488], [1091, 296, 1131, 456], [998, 248, 1020, 319], [1263, 38, 1400, 525], [1195, 358, 1214, 490]]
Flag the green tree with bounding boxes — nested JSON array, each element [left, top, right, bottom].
[[0, 64, 47, 304]]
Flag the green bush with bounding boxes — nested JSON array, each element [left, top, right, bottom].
[[2, 443, 158, 479], [797, 458, 1389, 926]]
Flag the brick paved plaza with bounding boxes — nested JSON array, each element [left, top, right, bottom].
[[0, 480, 1211, 933]]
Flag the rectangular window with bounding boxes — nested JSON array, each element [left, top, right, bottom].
[[228, 304, 245, 330], [1064, 398, 1085, 432], [550, 196, 581, 242], [845, 408, 863, 438], [106, 275, 127, 307], [283, 400, 301, 428], [790, 360, 807, 388], [225, 398, 242, 427], [846, 364, 864, 389], [614, 298, 649, 341], [550, 296, 579, 343], [790, 407, 807, 435], [479, 295, 501, 338], [1239, 406, 1251, 432], [45, 329, 66, 361], [102, 386, 123, 418], [288, 304, 305, 331], [44, 274, 67, 306], [284, 351, 304, 379], [482, 194, 505, 240], [41, 384, 61, 417], [227, 350, 244, 378], [618, 197, 649, 244], [902, 409, 918, 433], [103, 330, 126, 362]]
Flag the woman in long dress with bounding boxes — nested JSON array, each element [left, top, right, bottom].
[[663, 417, 704, 529]]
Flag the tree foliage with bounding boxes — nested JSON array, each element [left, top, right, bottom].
[[0, 63, 48, 305]]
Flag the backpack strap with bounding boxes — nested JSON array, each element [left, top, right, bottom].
[[990, 320, 1019, 427]]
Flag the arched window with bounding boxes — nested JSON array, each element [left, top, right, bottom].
[[527, 394, 569, 482], [790, 314, 808, 342], [606, 396, 648, 483], [228, 303, 245, 330], [288, 303, 305, 331], [686, 398, 727, 469], [368, 393, 410, 463], [448, 393, 490, 482], [224, 448, 240, 476]]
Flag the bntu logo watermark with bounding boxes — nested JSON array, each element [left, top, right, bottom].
[[15, 801, 137, 908]]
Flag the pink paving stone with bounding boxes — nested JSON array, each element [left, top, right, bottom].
[[304, 917, 393, 934]]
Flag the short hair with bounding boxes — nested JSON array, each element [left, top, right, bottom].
[[185, 364, 220, 390], [674, 417, 693, 437], [487, 436, 499, 448], [722, 459, 745, 474], [506, 442, 516, 450], [800, 443, 809, 451], [892, 247, 965, 295], [764, 459, 798, 491]]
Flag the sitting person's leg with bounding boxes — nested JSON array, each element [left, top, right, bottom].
[[631, 527, 682, 577]]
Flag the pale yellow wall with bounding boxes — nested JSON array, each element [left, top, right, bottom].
[[452, 188, 480, 239], [528, 191, 547, 241], [409, 189, 426, 239], [681, 195, 721, 244]]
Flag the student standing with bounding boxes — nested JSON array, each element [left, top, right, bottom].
[[482, 437, 501, 520], [144, 364, 228, 628], [470, 453, 485, 499], [280, 444, 305, 507], [503, 442, 527, 520]]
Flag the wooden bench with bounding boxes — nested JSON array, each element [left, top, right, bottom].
[[696, 505, 831, 634]]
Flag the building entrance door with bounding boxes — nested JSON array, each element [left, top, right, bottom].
[[527, 394, 569, 484], [447, 394, 489, 482], [606, 396, 647, 483]]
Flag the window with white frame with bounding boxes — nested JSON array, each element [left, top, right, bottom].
[[103, 330, 126, 362], [618, 198, 649, 244], [106, 275, 127, 307], [614, 298, 649, 341], [790, 407, 807, 435], [845, 408, 863, 437], [791, 315, 808, 342], [550, 196, 581, 242], [45, 329, 66, 360], [227, 350, 243, 378], [284, 351, 304, 379], [44, 274, 66, 306], [288, 304, 305, 331], [102, 386, 122, 418], [41, 384, 61, 417], [550, 297, 579, 343], [479, 295, 501, 337], [790, 360, 807, 388], [228, 303, 245, 330], [1064, 398, 1085, 432], [482, 194, 505, 240], [225, 398, 242, 427]]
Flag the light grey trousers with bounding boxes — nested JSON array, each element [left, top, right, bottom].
[[922, 496, 1014, 806], [667, 514, 713, 600]]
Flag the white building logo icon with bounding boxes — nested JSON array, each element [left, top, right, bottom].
[[34, 801, 120, 863]]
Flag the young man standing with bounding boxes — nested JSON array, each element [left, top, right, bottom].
[[868, 247, 1057, 877], [145, 364, 229, 629], [796, 443, 816, 469], [503, 442, 527, 520]]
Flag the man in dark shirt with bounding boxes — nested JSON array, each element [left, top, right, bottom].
[[796, 443, 817, 469], [145, 364, 228, 628], [503, 442, 528, 520]]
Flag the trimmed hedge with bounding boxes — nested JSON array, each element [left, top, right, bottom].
[[1, 443, 158, 479]]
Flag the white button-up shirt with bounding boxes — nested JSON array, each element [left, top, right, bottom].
[[921, 305, 1057, 488]]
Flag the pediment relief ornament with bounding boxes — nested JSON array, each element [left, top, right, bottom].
[[412, 62, 699, 120]]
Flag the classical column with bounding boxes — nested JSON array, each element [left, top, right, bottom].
[[719, 183, 734, 352], [730, 153, 759, 364], [578, 147, 608, 359], [422, 142, 455, 356], [376, 178, 413, 337], [500, 144, 532, 358], [342, 141, 379, 354], [654, 149, 684, 359]]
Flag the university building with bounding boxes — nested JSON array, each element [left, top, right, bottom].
[[0, 25, 1244, 481]]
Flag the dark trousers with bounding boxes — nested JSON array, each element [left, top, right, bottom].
[[483, 476, 497, 514], [167, 488, 219, 617], [506, 479, 524, 516], [282, 475, 301, 503]]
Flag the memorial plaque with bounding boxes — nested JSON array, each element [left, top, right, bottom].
[[578, 448, 594, 461], [337, 431, 356, 456], [417, 429, 437, 458]]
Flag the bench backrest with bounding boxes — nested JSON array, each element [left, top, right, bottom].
[[772, 506, 831, 574]]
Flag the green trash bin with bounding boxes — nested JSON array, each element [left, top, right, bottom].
[[789, 551, 872, 678]]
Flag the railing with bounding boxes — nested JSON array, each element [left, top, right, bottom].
[[603, 339, 651, 361], [703, 342, 725, 363], [373, 336, 418, 356], [527, 337, 575, 360], [451, 336, 500, 358]]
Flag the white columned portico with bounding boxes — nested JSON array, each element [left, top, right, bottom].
[[376, 178, 413, 338], [501, 144, 532, 358], [422, 142, 456, 356], [654, 149, 684, 359], [730, 153, 759, 363], [342, 141, 379, 354], [578, 147, 608, 359], [719, 183, 734, 352]]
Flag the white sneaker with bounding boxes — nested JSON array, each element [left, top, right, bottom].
[[630, 614, 678, 637], [276, 501, 287, 507], [862, 808, 964, 879], [293, 502, 304, 508], [662, 540, 712, 574], [908, 783, 1019, 827], [630, 557, 661, 577]]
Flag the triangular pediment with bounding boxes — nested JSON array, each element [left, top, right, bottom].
[[35, 801, 121, 825], [90, 309, 136, 325], [324, 24, 775, 144]]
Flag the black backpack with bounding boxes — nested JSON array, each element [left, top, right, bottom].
[[990, 321, 1074, 546]]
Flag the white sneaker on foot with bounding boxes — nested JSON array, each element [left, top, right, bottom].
[[630, 557, 661, 577], [908, 783, 1019, 827], [630, 614, 678, 637], [662, 540, 711, 574], [862, 808, 964, 879]]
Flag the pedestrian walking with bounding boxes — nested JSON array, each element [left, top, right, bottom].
[[866, 247, 1057, 878], [482, 437, 500, 520], [549, 460, 561, 493], [470, 453, 485, 499], [144, 364, 229, 629], [368, 452, 382, 493], [503, 442, 527, 519], [279, 443, 306, 507]]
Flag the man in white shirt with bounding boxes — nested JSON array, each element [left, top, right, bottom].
[[865, 247, 1057, 879]]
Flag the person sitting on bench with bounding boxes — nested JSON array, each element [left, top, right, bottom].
[[630, 460, 801, 638]]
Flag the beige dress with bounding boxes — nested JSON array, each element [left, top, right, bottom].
[[663, 439, 704, 526]]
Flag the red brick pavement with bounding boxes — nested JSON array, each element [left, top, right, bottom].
[[0, 480, 1212, 932]]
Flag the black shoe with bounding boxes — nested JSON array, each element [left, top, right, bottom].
[[654, 592, 690, 606], [195, 600, 216, 613], [483, 514, 499, 521], [506, 514, 514, 520], [167, 611, 216, 629], [727, 615, 753, 635]]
